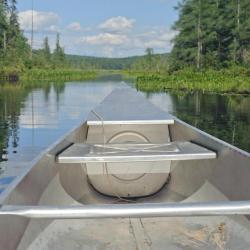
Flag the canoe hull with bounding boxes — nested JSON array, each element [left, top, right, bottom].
[[0, 87, 249, 249]]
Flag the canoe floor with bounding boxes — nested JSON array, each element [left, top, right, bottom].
[[18, 174, 250, 250]]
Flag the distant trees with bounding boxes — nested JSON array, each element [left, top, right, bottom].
[[171, 0, 250, 69], [53, 33, 66, 67], [43, 37, 50, 62], [132, 48, 169, 72], [0, 0, 30, 71], [0, 0, 67, 72], [32, 33, 67, 69]]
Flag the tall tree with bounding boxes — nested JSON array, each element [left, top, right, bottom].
[[53, 33, 65, 67], [7, 0, 19, 47], [43, 36, 51, 61], [145, 48, 154, 70], [171, 0, 250, 69], [238, 0, 250, 64], [0, 0, 8, 52], [171, 0, 204, 69]]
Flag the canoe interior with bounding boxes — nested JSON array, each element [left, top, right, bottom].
[[0, 90, 249, 249]]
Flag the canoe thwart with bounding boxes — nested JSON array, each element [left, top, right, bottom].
[[87, 119, 174, 126], [56, 141, 216, 164], [1, 200, 250, 219]]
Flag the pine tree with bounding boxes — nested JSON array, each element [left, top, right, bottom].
[[0, 0, 8, 52], [7, 0, 19, 47], [170, 0, 250, 69], [238, 0, 250, 64], [145, 48, 154, 70], [171, 0, 205, 69], [43, 36, 51, 62], [53, 33, 65, 67]]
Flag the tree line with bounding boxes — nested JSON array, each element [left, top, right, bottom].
[[1, 0, 250, 74], [171, 0, 250, 70], [0, 0, 30, 71], [32, 34, 67, 69], [0, 0, 67, 72]]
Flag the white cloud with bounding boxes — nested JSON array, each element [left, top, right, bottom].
[[79, 33, 128, 46], [99, 16, 135, 32], [67, 22, 82, 31], [19, 10, 60, 31], [19, 9, 176, 57], [71, 27, 177, 57], [131, 29, 177, 50]]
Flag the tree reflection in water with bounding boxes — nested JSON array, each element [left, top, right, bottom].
[[0, 82, 249, 166], [169, 91, 249, 151], [0, 82, 66, 162]]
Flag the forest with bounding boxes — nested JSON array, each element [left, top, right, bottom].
[[137, 0, 250, 93], [171, 0, 250, 70], [0, 0, 250, 93]]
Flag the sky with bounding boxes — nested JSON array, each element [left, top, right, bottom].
[[17, 0, 179, 57]]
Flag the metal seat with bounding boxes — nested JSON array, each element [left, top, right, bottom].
[[57, 141, 216, 164]]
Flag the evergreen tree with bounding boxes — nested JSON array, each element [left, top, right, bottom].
[[171, 0, 203, 69], [53, 33, 65, 67], [145, 48, 154, 70], [43, 36, 51, 62], [7, 0, 19, 47], [171, 0, 250, 69], [0, 0, 8, 52], [238, 0, 250, 64]]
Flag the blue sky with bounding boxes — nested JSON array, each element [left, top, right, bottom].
[[17, 0, 179, 57]]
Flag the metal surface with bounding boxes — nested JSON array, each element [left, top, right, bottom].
[[0, 85, 249, 250], [87, 87, 175, 125], [2, 200, 250, 219], [85, 123, 172, 197], [87, 120, 174, 125], [57, 141, 216, 164]]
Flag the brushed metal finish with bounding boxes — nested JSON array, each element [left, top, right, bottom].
[[87, 88, 175, 125], [57, 142, 216, 164], [2, 200, 250, 219], [85, 123, 172, 198], [0, 85, 249, 250], [87, 120, 174, 125]]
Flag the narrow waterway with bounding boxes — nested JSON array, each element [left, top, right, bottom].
[[0, 76, 249, 186]]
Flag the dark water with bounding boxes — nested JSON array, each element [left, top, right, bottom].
[[0, 76, 249, 179]]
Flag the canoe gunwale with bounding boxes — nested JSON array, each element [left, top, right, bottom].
[[173, 118, 250, 158], [0, 116, 249, 205], [0, 119, 87, 205]]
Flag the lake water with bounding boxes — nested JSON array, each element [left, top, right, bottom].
[[0, 75, 249, 187]]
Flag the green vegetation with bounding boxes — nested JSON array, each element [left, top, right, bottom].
[[0, 0, 30, 72], [1, 0, 250, 93], [22, 69, 97, 81], [66, 53, 169, 71], [0, 1, 96, 81], [135, 0, 250, 94], [136, 67, 250, 94], [168, 91, 250, 151], [171, 0, 250, 70]]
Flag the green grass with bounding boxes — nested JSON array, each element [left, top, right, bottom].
[[0, 67, 98, 82], [21, 69, 97, 81], [136, 68, 250, 94]]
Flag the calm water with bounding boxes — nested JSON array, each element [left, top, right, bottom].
[[0, 76, 249, 184]]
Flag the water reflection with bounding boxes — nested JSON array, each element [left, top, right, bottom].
[[0, 80, 117, 178], [0, 79, 249, 180], [146, 91, 250, 152]]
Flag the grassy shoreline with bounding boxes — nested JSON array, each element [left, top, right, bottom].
[[0, 69, 97, 82], [1, 68, 250, 94], [22, 69, 97, 81], [135, 69, 250, 94]]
